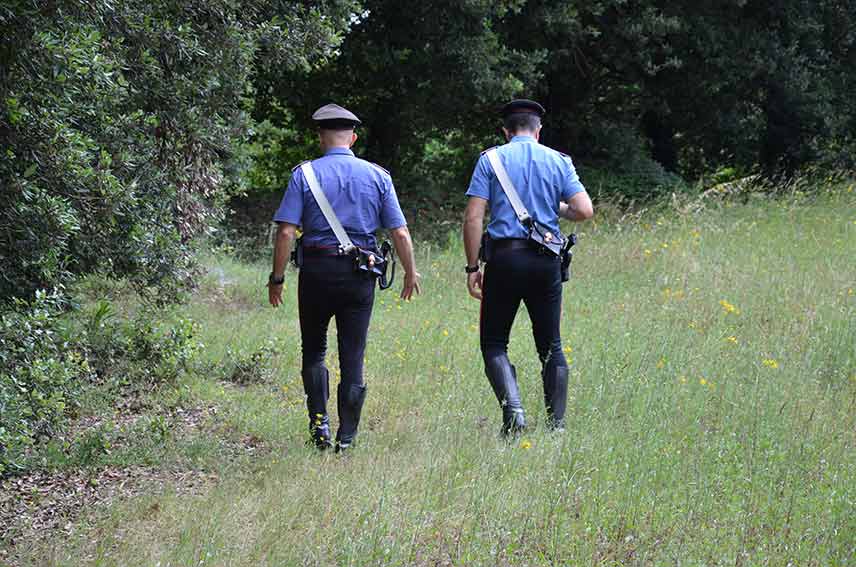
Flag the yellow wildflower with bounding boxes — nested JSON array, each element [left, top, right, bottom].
[[762, 359, 779, 369], [442, 329, 449, 337], [678, 376, 688, 384], [699, 378, 707, 386], [644, 249, 652, 256], [563, 345, 573, 354], [656, 357, 667, 369], [719, 299, 740, 314], [726, 336, 738, 344], [520, 440, 532, 450]]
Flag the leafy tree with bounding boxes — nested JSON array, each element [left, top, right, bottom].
[[0, 0, 357, 304], [256, 0, 546, 177]]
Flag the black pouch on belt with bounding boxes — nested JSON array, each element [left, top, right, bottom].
[[526, 219, 564, 257], [478, 233, 494, 263], [353, 241, 396, 290], [290, 235, 304, 268], [560, 233, 577, 282]]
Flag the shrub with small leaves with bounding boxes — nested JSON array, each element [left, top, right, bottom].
[[224, 342, 277, 386], [0, 290, 93, 475]]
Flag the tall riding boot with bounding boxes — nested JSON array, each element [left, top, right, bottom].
[[302, 365, 332, 449], [542, 365, 569, 430], [484, 355, 526, 436], [335, 383, 367, 453]]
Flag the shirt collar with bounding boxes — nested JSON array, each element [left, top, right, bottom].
[[324, 147, 355, 157], [510, 135, 537, 144]]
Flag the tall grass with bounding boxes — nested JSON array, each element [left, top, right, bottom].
[[25, 190, 856, 566]]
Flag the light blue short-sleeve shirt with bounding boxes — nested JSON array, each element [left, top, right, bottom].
[[466, 136, 586, 239], [273, 147, 407, 250]]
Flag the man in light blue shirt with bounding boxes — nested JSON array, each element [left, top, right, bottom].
[[268, 103, 421, 452], [462, 99, 594, 436]]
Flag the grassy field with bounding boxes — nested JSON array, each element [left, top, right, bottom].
[[15, 190, 856, 566]]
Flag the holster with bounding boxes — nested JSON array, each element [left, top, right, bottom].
[[290, 236, 304, 268], [560, 233, 577, 283], [353, 240, 395, 290], [478, 233, 493, 263]]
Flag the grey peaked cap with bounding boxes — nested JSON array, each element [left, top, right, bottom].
[[312, 103, 362, 126]]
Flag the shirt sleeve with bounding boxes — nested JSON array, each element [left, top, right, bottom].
[[272, 169, 304, 225], [465, 155, 491, 200], [560, 155, 586, 200], [379, 177, 407, 229]]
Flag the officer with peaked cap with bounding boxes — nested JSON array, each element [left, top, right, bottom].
[[462, 99, 594, 435], [268, 103, 422, 452]]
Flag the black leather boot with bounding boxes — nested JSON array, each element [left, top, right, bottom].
[[335, 383, 367, 453], [542, 365, 569, 430], [484, 355, 526, 436], [302, 365, 332, 450]]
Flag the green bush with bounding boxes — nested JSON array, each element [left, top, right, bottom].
[[80, 303, 201, 391], [0, 290, 92, 475], [223, 341, 277, 386], [0, 293, 201, 476]]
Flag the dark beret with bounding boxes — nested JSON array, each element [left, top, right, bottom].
[[312, 103, 361, 129], [501, 99, 546, 117]]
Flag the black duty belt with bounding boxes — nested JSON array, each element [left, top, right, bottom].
[[491, 239, 533, 253], [302, 247, 349, 258]]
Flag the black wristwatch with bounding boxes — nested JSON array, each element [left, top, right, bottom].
[[465, 264, 480, 274], [269, 272, 285, 285]]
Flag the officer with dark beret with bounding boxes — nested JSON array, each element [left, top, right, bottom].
[[462, 99, 594, 435], [268, 103, 421, 452]]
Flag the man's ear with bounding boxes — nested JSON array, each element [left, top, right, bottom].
[[349, 132, 358, 148], [502, 127, 511, 142], [535, 124, 542, 142]]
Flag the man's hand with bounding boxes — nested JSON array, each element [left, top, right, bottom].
[[401, 271, 422, 301], [268, 282, 284, 307], [390, 226, 421, 302], [467, 270, 483, 300], [462, 197, 487, 301], [268, 222, 296, 308]]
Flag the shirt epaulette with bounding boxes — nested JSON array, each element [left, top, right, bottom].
[[291, 159, 312, 173], [480, 146, 499, 156], [557, 151, 574, 164], [366, 161, 390, 176]]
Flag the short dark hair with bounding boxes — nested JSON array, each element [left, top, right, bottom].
[[503, 113, 541, 133]]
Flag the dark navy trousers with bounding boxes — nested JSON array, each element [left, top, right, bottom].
[[298, 257, 375, 387], [480, 247, 567, 373]]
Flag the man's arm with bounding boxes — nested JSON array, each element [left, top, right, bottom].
[[463, 197, 487, 300], [389, 226, 421, 301], [268, 222, 297, 307], [559, 191, 594, 221]]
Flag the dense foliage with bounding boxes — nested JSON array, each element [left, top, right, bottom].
[[0, 0, 356, 304], [253, 0, 856, 207], [0, 0, 355, 473]]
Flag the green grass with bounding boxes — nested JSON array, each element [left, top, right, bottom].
[[19, 190, 856, 566]]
